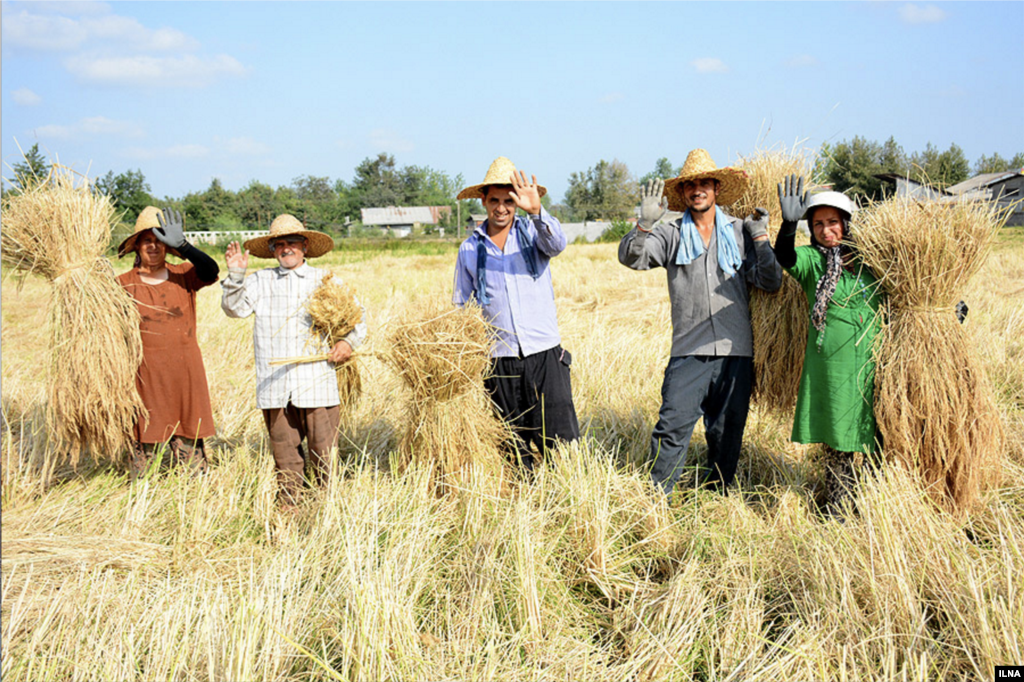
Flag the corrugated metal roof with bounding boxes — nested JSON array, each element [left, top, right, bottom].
[[946, 171, 1021, 195], [361, 206, 436, 225]]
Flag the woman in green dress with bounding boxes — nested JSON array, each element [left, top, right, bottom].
[[773, 175, 883, 512]]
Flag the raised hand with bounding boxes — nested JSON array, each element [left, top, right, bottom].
[[743, 207, 770, 241], [225, 241, 249, 271], [509, 170, 543, 215], [778, 174, 808, 223], [155, 208, 187, 249], [638, 179, 668, 231]]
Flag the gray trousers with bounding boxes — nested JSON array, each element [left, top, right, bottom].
[[649, 355, 753, 494]]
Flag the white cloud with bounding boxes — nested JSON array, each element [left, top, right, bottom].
[[33, 115, 143, 139], [599, 92, 624, 104], [225, 137, 272, 156], [691, 58, 729, 74], [369, 129, 415, 154], [899, 4, 947, 24], [12, 88, 42, 106], [122, 144, 210, 160], [2, 10, 88, 50], [2, 7, 197, 52], [22, 2, 112, 17], [785, 54, 818, 69], [65, 54, 247, 87]]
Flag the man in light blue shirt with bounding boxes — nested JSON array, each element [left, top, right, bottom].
[[453, 157, 580, 471]]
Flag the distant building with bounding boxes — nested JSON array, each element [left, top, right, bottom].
[[874, 173, 950, 200], [875, 170, 1024, 227], [947, 170, 1023, 226], [360, 206, 451, 237]]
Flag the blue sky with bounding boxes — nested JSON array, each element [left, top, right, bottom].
[[3, 1, 1022, 205]]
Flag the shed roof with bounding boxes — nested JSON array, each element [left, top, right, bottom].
[[361, 206, 436, 225]]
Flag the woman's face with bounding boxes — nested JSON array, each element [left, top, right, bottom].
[[136, 231, 167, 270], [811, 207, 845, 248]]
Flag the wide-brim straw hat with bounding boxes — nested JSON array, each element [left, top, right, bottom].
[[663, 149, 749, 211], [457, 156, 547, 200], [243, 214, 334, 259], [117, 206, 182, 258]]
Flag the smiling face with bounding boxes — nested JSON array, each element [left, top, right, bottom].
[[270, 235, 308, 270], [483, 186, 517, 232], [135, 231, 167, 270], [810, 206, 845, 248], [681, 177, 719, 214]]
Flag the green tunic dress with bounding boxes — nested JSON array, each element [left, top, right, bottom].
[[786, 247, 884, 453]]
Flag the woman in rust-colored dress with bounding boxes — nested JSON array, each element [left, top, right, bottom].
[[117, 206, 219, 480]]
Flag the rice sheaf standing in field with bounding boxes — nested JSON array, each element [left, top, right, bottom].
[[618, 149, 783, 495], [116, 207, 220, 480], [453, 157, 580, 473], [221, 215, 366, 506], [773, 176, 885, 513]]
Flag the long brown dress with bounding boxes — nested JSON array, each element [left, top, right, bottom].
[[118, 262, 216, 443]]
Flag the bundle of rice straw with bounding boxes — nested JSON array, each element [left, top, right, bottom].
[[729, 145, 817, 413], [306, 273, 363, 412], [856, 196, 1005, 513], [1, 164, 145, 465], [384, 300, 507, 492]]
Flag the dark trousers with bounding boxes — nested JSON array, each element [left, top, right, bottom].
[[649, 355, 753, 494], [484, 345, 580, 470], [262, 403, 340, 504]]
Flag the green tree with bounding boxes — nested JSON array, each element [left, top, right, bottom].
[[564, 159, 639, 221], [9, 143, 49, 192], [353, 153, 401, 208], [973, 152, 1024, 175], [639, 157, 675, 186], [237, 180, 277, 228], [94, 169, 153, 223], [910, 142, 969, 189], [814, 136, 885, 200]]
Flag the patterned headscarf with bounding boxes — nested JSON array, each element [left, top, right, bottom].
[[809, 211, 853, 348]]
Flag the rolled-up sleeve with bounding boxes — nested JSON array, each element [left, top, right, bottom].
[[618, 223, 673, 271], [221, 268, 255, 318], [531, 207, 567, 257]]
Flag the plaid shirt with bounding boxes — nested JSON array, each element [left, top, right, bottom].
[[221, 262, 367, 409]]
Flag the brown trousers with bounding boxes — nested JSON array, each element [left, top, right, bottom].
[[262, 404, 340, 504]]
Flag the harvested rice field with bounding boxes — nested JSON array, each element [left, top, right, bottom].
[[2, 235, 1023, 681]]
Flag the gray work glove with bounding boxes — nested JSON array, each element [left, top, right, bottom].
[[743, 207, 770, 240], [154, 208, 187, 250], [638, 178, 668, 231], [778, 174, 808, 224]]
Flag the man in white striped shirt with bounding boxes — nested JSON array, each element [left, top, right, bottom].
[[221, 215, 366, 506]]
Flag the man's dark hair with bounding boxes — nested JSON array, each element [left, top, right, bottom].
[[481, 184, 514, 198]]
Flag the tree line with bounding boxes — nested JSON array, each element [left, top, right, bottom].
[[5, 140, 1022, 231]]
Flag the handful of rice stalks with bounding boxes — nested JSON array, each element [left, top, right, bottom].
[[856, 197, 1005, 513], [306, 273, 363, 411], [384, 301, 507, 491], [1, 164, 145, 464], [730, 145, 816, 412]]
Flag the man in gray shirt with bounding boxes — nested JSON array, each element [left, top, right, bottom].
[[618, 149, 782, 494]]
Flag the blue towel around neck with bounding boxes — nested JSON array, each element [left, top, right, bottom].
[[475, 216, 539, 306], [674, 206, 743, 276]]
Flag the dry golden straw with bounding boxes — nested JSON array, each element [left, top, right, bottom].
[[730, 145, 817, 413], [305, 273, 363, 411], [1, 163, 146, 464], [856, 196, 1005, 513], [384, 301, 507, 490]]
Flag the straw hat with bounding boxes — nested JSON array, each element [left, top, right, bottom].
[[457, 156, 547, 200], [243, 214, 334, 259], [117, 206, 182, 258], [663, 149, 749, 211]]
